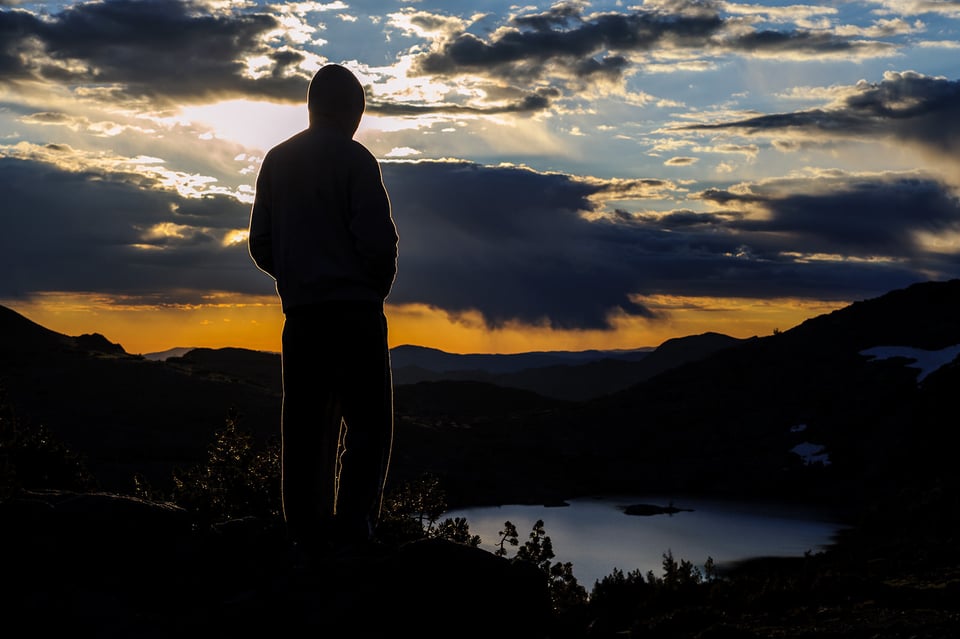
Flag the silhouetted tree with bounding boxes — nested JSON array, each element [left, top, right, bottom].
[[499, 518, 588, 613], [495, 520, 520, 557]]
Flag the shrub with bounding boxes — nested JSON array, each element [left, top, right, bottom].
[[168, 408, 281, 526], [0, 384, 97, 498], [379, 472, 481, 546], [161, 417, 474, 549]]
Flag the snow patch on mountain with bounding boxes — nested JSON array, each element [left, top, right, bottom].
[[791, 442, 831, 466], [860, 344, 960, 383]]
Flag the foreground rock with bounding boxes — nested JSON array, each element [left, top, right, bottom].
[[4, 490, 553, 638]]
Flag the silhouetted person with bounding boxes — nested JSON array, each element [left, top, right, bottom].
[[248, 63, 398, 557]]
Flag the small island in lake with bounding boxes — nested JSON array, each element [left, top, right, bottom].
[[621, 503, 694, 516]]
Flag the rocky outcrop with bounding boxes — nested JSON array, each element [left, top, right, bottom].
[[4, 489, 554, 638]]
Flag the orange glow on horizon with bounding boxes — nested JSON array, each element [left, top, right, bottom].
[[2, 293, 284, 355], [1, 293, 846, 356]]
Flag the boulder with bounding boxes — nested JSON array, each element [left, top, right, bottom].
[[2, 490, 554, 638]]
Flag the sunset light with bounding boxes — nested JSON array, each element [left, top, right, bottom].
[[179, 100, 307, 151]]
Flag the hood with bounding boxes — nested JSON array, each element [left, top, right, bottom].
[[307, 64, 365, 137]]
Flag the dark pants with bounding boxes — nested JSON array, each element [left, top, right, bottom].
[[280, 301, 394, 548]]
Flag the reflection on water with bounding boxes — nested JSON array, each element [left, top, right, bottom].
[[443, 495, 847, 589]]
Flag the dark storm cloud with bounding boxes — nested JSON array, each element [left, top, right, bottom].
[[699, 175, 960, 257], [0, 0, 306, 105], [382, 160, 658, 328], [412, 1, 892, 88], [636, 209, 734, 228], [381, 161, 959, 325], [366, 88, 558, 116], [684, 71, 960, 157], [5, 155, 958, 327], [0, 8, 35, 80], [0, 156, 265, 302], [414, 7, 722, 79], [723, 30, 892, 56]]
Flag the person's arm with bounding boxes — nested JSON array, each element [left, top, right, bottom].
[[248, 157, 276, 279], [350, 147, 398, 298]]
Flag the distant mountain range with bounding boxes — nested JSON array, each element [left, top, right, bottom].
[[391, 344, 654, 373], [3, 279, 960, 516], [142, 332, 741, 402], [389, 333, 743, 401]]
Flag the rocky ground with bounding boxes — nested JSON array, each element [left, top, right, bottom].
[[4, 488, 959, 638], [4, 489, 552, 638]]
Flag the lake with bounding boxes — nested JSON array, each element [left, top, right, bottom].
[[442, 495, 848, 589]]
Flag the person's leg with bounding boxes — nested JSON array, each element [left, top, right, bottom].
[[280, 308, 343, 552], [335, 306, 394, 543]]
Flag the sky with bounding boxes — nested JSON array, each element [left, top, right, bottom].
[[1, 0, 959, 355]]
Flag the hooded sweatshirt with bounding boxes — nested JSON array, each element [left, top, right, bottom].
[[248, 65, 398, 312]]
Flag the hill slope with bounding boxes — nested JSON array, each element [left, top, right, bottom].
[[0, 309, 282, 493]]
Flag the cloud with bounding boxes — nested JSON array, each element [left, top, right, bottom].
[[386, 8, 474, 39], [680, 71, 960, 160], [831, 17, 921, 38], [722, 2, 839, 22], [381, 161, 958, 324], [691, 142, 759, 158], [366, 87, 559, 116], [696, 171, 960, 259], [718, 29, 895, 58], [916, 39, 960, 48], [868, 0, 960, 17], [0, 0, 906, 124], [382, 159, 664, 328], [18, 110, 154, 137], [0, 0, 310, 107], [407, 1, 897, 88], [0, 152, 261, 302], [4, 150, 959, 331], [321, 1, 901, 121]]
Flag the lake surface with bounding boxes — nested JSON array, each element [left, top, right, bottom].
[[443, 495, 847, 589]]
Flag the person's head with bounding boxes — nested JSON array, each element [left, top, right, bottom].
[[307, 64, 365, 136]]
